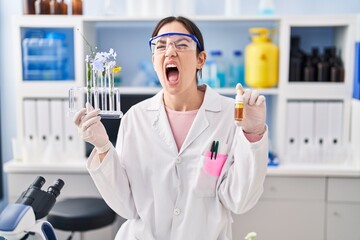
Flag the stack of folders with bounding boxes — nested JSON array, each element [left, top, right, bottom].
[[285, 100, 350, 165], [22, 98, 84, 163]]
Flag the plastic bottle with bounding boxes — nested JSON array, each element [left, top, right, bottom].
[[234, 89, 244, 121], [44, 32, 68, 80], [224, 0, 241, 16], [103, 0, 115, 16], [258, 0, 275, 15], [175, 0, 195, 16], [210, 50, 226, 88], [229, 50, 245, 87], [245, 28, 279, 88], [201, 59, 217, 88]]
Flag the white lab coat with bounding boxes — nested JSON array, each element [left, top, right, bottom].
[[87, 85, 268, 240]]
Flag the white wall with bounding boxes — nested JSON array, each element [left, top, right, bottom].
[[0, 0, 360, 210]]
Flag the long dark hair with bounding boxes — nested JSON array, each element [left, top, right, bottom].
[[151, 16, 205, 81]]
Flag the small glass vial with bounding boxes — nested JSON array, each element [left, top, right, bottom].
[[234, 89, 244, 121]]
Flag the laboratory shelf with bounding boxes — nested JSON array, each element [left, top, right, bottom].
[[19, 81, 76, 98], [284, 82, 350, 99], [4, 159, 87, 174]]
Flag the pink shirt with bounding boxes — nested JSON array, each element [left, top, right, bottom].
[[165, 106, 198, 151], [165, 106, 263, 152]]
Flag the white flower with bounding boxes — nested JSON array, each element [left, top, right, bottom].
[[92, 49, 118, 73]]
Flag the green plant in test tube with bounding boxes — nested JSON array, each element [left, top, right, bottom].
[[85, 56, 92, 103]]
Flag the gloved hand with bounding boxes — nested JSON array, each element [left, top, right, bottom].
[[73, 103, 112, 154], [235, 83, 266, 135]]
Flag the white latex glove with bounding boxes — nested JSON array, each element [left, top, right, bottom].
[[235, 83, 266, 135], [73, 103, 112, 153]]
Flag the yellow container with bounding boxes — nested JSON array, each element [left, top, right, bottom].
[[245, 28, 279, 88]]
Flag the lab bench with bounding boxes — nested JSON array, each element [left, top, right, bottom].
[[5, 160, 360, 240]]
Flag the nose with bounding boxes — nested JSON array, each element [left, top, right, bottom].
[[164, 42, 177, 57]]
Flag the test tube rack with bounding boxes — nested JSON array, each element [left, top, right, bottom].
[[68, 86, 123, 119]]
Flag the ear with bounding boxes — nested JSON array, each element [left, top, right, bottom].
[[197, 51, 207, 69]]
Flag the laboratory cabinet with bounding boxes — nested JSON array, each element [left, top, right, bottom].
[[233, 176, 360, 240], [326, 177, 360, 239], [232, 176, 326, 240]]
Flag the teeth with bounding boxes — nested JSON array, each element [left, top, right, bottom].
[[166, 64, 177, 68]]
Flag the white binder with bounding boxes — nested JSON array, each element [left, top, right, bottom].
[[314, 102, 329, 163], [36, 99, 51, 161], [23, 99, 37, 144], [50, 99, 65, 155], [327, 101, 343, 163], [285, 101, 300, 163], [63, 99, 83, 159], [23, 99, 38, 162], [298, 101, 315, 163]]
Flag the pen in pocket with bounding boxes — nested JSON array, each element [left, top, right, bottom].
[[210, 140, 219, 160], [209, 141, 229, 160]]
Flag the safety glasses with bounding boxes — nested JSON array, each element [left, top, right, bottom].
[[149, 32, 202, 54]]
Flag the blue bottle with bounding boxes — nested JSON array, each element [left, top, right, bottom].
[[229, 50, 245, 87], [210, 50, 226, 88], [201, 59, 217, 88]]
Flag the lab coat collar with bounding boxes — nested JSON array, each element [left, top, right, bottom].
[[146, 85, 223, 155]]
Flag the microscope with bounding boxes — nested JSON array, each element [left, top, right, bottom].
[[0, 176, 64, 240]]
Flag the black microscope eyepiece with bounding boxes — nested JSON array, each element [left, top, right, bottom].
[[47, 179, 65, 198], [31, 176, 46, 189], [16, 176, 65, 220]]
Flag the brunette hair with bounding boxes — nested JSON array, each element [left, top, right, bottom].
[[152, 16, 205, 81]]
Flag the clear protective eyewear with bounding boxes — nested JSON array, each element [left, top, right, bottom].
[[149, 32, 202, 54]]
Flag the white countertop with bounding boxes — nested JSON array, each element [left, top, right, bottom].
[[4, 160, 360, 177], [4, 159, 88, 174], [267, 163, 360, 177]]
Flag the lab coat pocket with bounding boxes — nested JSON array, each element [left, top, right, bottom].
[[194, 151, 227, 198]]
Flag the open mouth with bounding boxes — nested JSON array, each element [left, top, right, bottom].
[[166, 64, 179, 84]]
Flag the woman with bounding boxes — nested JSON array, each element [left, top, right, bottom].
[[74, 16, 268, 240]]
